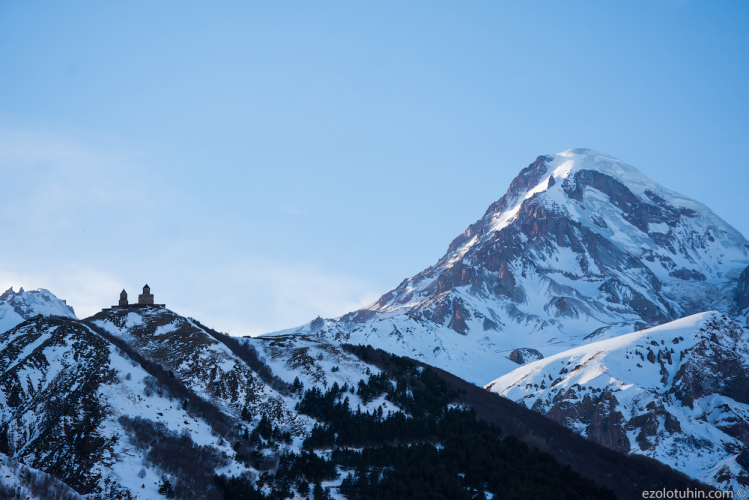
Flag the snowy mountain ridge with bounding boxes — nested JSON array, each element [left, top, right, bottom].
[[486, 311, 749, 492], [0, 300, 724, 499], [0, 286, 77, 334], [0, 307, 402, 499], [274, 149, 749, 385]]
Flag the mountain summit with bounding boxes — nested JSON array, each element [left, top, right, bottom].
[[277, 149, 749, 384], [0, 287, 76, 333]]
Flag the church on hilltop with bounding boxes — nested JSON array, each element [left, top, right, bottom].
[[104, 284, 165, 311]]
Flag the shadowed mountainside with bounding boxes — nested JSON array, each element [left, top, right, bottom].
[[343, 344, 714, 500]]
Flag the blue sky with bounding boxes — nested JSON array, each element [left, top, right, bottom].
[[0, 1, 747, 334]]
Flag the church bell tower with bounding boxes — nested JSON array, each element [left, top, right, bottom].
[[138, 284, 154, 305]]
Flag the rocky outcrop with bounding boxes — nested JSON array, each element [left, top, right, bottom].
[[508, 348, 543, 365], [447, 298, 471, 335], [446, 155, 553, 254], [737, 265, 749, 313], [586, 392, 630, 453]]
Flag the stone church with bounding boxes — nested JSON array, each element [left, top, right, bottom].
[[109, 285, 164, 310]]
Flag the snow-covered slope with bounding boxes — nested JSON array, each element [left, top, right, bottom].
[[0, 306, 454, 499], [90, 307, 304, 431], [275, 149, 749, 384], [0, 300, 718, 499], [0, 452, 84, 500], [243, 330, 396, 413], [486, 311, 749, 492], [0, 286, 76, 334], [0, 314, 255, 499]]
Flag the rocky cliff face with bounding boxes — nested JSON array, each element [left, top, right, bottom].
[[275, 149, 749, 384], [487, 312, 749, 492]]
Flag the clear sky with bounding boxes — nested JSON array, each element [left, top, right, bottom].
[[0, 1, 747, 335]]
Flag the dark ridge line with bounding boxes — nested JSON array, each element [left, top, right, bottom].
[[342, 344, 715, 500], [189, 318, 292, 396], [82, 319, 236, 438]]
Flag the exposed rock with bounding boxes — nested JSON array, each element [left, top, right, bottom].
[[508, 348, 544, 365], [310, 316, 325, 330], [562, 169, 641, 218], [482, 317, 499, 331], [447, 298, 471, 335], [446, 155, 553, 254], [670, 268, 707, 281], [664, 412, 682, 433], [586, 392, 630, 453], [737, 265, 749, 313], [737, 450, 749, 471]]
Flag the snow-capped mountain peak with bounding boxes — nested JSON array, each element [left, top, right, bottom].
[[278, 149, 749, 385], [449, 148, 746, 268], [0, 286, 77, 333]]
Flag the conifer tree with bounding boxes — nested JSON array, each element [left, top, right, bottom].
[[157, 478, 175, 498]]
